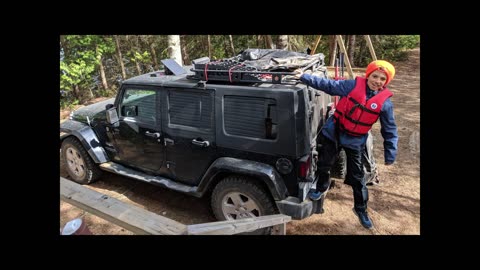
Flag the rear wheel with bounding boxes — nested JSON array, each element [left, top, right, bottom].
[[211, 175, 278, 235], [61, 137, 102, 184]]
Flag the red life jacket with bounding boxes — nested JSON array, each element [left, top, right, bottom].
[[333, 77, 393, 136]]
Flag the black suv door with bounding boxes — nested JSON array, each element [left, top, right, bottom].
[[162, 88, 216, 185], [112, 86, 164, 172]]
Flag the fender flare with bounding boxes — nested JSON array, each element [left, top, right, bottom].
[[60, 120, 109, 163], [196, 157, 288, 201]]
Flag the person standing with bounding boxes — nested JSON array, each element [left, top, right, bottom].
[[296, 60, 398, 229]]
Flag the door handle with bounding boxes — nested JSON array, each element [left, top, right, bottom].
[[192, 139, 210, 147], [145, 131, 161, 138], [164, 138, 174, 146]]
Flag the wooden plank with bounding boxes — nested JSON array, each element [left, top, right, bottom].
[[335, 35, 355, 79], [310, 35, 322, 55], [186, 214, 291, 235], [271, 223, 286, 235], [364, 35, 377, 61], [60, 177, 187, 235]]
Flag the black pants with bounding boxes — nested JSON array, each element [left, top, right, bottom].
[[316, 133, 368, 212]]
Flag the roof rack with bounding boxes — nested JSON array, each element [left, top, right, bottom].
[[188, 49, 325, 85]]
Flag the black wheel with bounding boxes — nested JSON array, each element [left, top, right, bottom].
[[331, 148, 346, 179], [61, 137, 102, 184], [211, 175, 278, 235]]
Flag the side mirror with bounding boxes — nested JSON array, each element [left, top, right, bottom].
[[106, 107, 119, 124], [121, 105, 138, 117], [105, 104, 114, 110]]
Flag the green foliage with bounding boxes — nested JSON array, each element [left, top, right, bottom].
[[61, 35, 117, 107], [375, 35, 420, 62], [60, 35, 420, 109], [129, 50, 151, 64], [354, 35, 420, 66]]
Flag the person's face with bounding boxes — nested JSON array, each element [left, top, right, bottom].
[[367, 70, 387, 91]]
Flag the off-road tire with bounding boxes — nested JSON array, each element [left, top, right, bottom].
[[61, 137, 102, 184], [211, 175, 278, 235]]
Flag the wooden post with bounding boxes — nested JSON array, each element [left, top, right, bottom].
[[364, 35, 377, 61], [310, 35, 322, 55], [335, 35, 354, 79]]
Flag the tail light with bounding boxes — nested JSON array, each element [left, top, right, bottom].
[[298, 155, 311, 178]]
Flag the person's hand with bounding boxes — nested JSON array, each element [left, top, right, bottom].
[[293, 68, 303, 79], [293, 69, 312, 80]]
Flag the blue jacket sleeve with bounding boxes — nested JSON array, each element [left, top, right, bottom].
[[379, 99, 398, 164], [300, 74, 355, 97]]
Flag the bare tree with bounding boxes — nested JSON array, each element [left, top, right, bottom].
[[347, 35, 356, 67], [167, 35, 182, 65], [97, 44, 108, 90], [277, 35, 288, 50], [148, 36, 159, 70], [180, 35, 190, 65], [257, 35, 263, 47], [329, 35, 337, 66], [114, 35, 126, 80], [265, 35, 274, 49], [228, 35, 235, 56], [207, 35, 212, 59]]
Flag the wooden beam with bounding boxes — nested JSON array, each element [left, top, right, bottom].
[[60, 177, 187, 235], [335, 35, 354, 79], [186, 214, 291, 235], [364, 35, 377, 61], [310, 35, 322, 55]]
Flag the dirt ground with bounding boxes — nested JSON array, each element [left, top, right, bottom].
[[60, 48, 420, 235]]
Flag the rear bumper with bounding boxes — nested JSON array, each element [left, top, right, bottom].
[[275, 194, 326, 220]]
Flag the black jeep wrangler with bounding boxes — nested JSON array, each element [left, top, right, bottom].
[[60, 49, 370, 233]]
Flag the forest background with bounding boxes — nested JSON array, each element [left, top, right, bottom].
[[60, 35, 419, 109]]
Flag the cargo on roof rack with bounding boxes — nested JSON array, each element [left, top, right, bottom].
[[188, 48, 326, 85]]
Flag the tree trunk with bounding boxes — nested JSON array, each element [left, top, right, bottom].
[[180, 35, 190, 65], [167, 35, 182, 66], [150, 42, 159, 70], [357, 37, 366, 67], [257, 35, 262, 47], [276, 35, 288, 50], [223, 35, 230, 57], [99, 56, 109, 90], [114, 35, 127, 80], [95, 43, 109, 91], [265, 35, 274, 49], [347, 35, 356, 67], [228, 35, 235, 56], [207, 35, 212, 59], [134, 58, 142, 75], [72, 84, 80, 101], [329, 35, 337, 66]]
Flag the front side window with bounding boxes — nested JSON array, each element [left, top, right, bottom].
[[120, 89, 156, 125]]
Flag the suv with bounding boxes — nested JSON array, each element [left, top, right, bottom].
[[60, 49, 338, 233]]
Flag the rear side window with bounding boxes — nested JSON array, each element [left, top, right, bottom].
[[120, 89, 156, 125], [224, 96, 277, 140], [168, 90, 213, 130]]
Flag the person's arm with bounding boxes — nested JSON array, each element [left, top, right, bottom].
[[300, 73, 355, 97], [379, 99, 398, 165]]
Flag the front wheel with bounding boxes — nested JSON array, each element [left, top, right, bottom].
[[211, 175, 278, 235], [61, 137, 102, 184]]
